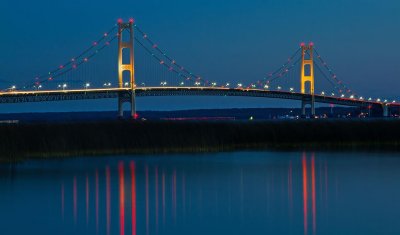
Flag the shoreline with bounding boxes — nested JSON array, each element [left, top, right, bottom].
[[1, 119, 400, 162]]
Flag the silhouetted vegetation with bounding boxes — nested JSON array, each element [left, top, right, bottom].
[[1, 119, 400, 161]]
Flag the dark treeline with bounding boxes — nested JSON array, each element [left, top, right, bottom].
[[0, 107, 365, 123], [1, 119, 400, 161]]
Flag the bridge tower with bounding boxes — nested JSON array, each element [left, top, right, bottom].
[[300, 43, 315, 117], [117, 19, 137, 119]]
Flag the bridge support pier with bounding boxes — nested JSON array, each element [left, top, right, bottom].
[[118, 90, 137, 119], [301, 96, 315, 118], [118, 95, 124, 118], [383, 104, 389, 117], [130, 89, 136, 118], [117, 19, 136, 119], [299, 43, 315, 118]]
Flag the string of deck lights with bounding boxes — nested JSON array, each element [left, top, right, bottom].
[[133, 24, 208, 86], [313, 49, 355, 96], [257, 52, 302, 91], [134, 38, 208, 86], [313, 61, 345, 97], [256, 46, 367, 100], [7, 19, 395, 104], [313, 48, 394, 102], [313, 50, 384, 101], [11, 26, 118, 91]]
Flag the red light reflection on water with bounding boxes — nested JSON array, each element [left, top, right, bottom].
[[302, 154, 308, 235], [119, 162, 125, 235], [311, 155, 317, 234], [288, 161, 293, 217], [130, 162, 137, 235], [58, 154, 332, 234], [106, 166, 111, 235]]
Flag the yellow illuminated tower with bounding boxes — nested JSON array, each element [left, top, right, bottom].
[[300, 43, 314, 94], [118, 19, 135, 88], [300, 43, 315, 117], [117, 19, 137, 118]]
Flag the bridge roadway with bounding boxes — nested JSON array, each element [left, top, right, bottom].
[[0, 87, 397, 109]]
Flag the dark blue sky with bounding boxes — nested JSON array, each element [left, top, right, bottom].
[[0, 0, 399, 112]]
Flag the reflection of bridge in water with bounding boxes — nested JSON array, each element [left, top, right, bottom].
[[60, 153, 328, 235], [4, 19, 399, 117]]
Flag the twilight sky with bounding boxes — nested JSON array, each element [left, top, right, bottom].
[[0, 0, 399, 112]]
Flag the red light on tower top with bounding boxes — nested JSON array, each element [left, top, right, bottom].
[[129, 18, 134, 24], [309, 42, 314, 47], [117, 18, 123, 24], [300, 42, 306, 47]]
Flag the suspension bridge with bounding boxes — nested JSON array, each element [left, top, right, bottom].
[[1, 19, 398, 118]]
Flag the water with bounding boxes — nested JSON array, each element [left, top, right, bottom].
[[1, 151, 400, 235]]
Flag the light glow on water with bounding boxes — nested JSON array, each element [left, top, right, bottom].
[[1, 151, 400, 235]]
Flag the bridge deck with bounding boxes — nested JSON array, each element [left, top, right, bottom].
[[0, 87, 396, 108]]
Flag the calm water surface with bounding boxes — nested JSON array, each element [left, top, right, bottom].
[[1, 151, 400, 235]]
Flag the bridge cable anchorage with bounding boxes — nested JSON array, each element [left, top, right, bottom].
[[13, 26, 118, 92]]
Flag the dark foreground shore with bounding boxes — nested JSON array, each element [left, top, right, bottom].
[[1, 119, 400, 161]]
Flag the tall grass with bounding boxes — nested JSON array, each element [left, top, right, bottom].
[[1, 119, 400, 161]]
